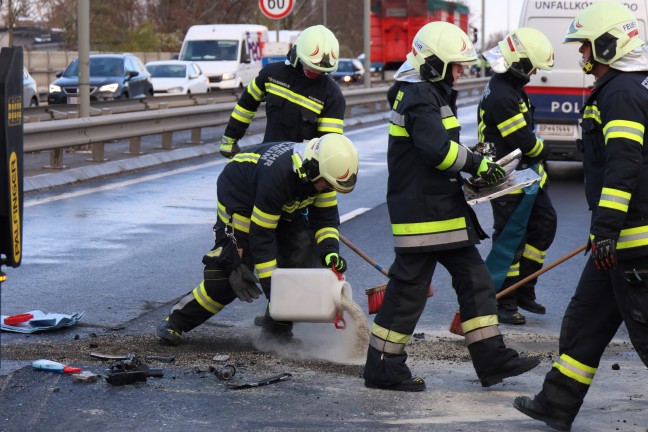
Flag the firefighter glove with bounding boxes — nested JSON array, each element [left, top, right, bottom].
[[322, 252, 347, 273], [476, 158, 506, 185], [590, 236, 617, 271], [229, 265, 262, 302], [220, 135, 240, 158]]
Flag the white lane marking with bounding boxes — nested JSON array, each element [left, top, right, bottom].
[[340, 207, 371, 223], [25, 159, 227, 207]]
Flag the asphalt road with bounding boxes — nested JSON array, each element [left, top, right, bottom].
[[1, 107, 646, 432]]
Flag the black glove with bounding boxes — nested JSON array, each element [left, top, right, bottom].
[[590, 236, 617, 270], [219, 135, 240, 159], [229, 265, 262, 302], [476, 157, 506, 185], [322, 252, 347, 273]]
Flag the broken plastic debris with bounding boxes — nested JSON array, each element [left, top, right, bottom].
[[1, 310, 84, 333], [72, 371, 99, 383], [213, 354, 230, 362]]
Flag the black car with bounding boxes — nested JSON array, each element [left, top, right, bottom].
[[48, 53, 154, 104], [331, 58, 365, 84]]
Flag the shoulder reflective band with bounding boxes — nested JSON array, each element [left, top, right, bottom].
[[603, 119, 645, 145]]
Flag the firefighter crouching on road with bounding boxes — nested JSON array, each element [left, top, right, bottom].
[[157, 134, 359, 346], [218, 24, 345, 158], [478, 28, 557, 325], [363, 22, 541, 392], [514, 3, 648, 430]]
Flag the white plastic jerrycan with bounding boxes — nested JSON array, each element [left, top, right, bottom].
[[269, 268, 352, 325]]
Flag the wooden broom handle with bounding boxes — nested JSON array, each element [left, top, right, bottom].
[[496, 243, 587, 299], [340, 234, 389, 277]]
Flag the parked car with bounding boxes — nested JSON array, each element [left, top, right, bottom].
[[331, 58, 364, 84], [145, 60, 210, 96], [48, 53, 153, 104], [23, 67, 39, 107]]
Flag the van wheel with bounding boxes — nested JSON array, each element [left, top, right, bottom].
[[30, 97, 39, 107]]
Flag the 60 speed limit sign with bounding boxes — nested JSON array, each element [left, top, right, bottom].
[[259, 0, 294, 19]]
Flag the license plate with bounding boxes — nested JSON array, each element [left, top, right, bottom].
[[537, 123, 577, 137]]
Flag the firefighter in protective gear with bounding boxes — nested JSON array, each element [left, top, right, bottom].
[[478, 28, 557, 325], [363, 21, 540, 392], [157, 134, 359, 346], [219, 25, 345, 158], [514, 3, 648, 430]]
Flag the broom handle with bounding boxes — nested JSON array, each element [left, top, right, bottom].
[[496, 243, 587, 300], [340, 234, 389, 277]]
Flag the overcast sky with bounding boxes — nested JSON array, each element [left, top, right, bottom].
[[464, 0, 524, 41]]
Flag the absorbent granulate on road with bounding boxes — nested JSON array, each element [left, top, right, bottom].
[[339, 293, 370, 362]]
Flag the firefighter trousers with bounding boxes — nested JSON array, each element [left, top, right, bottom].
[[534, 257, 648, 421], [363, 246, 520, 386], [166, 216, 317, 333], [491, 187, 557, 306]]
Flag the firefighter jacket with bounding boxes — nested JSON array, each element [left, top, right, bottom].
[[579, 69, 648, 260], [223, 61, 345, 143], [386, 80, 485, 254], [216, 141, 341, 288], [477, 71, 549, 193]]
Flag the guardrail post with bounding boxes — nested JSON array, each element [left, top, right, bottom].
[[43, 149, 66, 169], [186, 128, 203, 145], [87, 108, 111, 162], [158, 102, 174, 149], [126, 136, 142, 155]]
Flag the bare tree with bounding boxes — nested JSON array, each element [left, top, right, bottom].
[[2, 0, 35, 46]]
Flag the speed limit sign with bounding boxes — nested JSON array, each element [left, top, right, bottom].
[[259, 0, 294, 20]]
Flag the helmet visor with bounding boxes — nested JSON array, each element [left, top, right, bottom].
[[331, 172, 357, 193]]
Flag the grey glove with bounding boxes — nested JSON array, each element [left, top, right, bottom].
[[229, 265, 262, 302]]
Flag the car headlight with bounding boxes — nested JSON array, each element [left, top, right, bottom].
[[49, 84, 61, 93], [98, 83, 119, 93], [343, 75, 352, 83], [221, 72, 236, 81], [166, 86, 184, 94]]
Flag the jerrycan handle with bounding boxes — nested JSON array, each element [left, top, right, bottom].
[[330, 265, 344, 281], [334, 311, 346, 329]]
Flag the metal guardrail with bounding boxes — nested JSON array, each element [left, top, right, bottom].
[[24, 78, 488, 169]]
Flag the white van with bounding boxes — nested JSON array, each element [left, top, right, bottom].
[[178, 24, 269, 91], [519, 0, 648, 161]]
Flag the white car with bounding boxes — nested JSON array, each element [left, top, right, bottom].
[[145, 60, 210, 96], [23, 67, 39, 107]]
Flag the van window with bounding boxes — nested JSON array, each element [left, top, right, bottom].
[[179, 40, 239, 61]]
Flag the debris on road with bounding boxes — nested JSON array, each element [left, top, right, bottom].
[[1, 310, 84, 333], [226, 372, 292, 390], [210, 364, 236, 381], [32, 359, 82, 374]]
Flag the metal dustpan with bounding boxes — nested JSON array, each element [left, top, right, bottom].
[[463, 149, 541, 205]]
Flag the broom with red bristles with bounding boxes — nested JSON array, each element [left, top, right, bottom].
[[449, 243, 587, 336], [339, 234, 433, 314]]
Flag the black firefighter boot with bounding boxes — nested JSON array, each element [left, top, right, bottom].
[[513, 367, 587, 431], [468, 334, 540, 387], [516, 286, 546, 315]]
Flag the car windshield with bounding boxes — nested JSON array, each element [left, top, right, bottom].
[[179, 40, 239, 61], [63, 58, 124, 77], [337, 61, 355, 72], [148, 64, 187, 78]]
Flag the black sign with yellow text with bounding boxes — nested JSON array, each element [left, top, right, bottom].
[[0, 47, 24, 268]]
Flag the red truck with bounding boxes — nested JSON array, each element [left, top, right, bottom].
[[371, 0, 471, 71]]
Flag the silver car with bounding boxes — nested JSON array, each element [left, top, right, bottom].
[[23, 67, 39, 107]]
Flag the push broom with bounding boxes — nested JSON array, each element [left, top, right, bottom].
[[449, 243, 587, 336], [339, 234, 433, 314]]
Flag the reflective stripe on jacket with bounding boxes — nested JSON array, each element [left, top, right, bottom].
[[224, 62, 345, 143], [580, 70, 648, 260], [386, 80, 482, 253], [216, 142, 341, 284]]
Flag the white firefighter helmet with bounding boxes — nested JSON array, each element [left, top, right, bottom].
[[290, 25, 339, 73], [406, 21, 477, 82], [564, 1, 644, 73], [303, 134, 359, 194], [483, 27, 554, 75]]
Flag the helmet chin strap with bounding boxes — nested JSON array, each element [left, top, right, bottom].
[[580, 55, 599, 75]]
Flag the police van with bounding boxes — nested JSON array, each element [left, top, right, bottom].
[[178, 24, 268, 91], [520, 0, 648, 160]]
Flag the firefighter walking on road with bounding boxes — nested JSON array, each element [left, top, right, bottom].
[[478, 28, 557, 325], [514, 3, 648, 430], [157, 134, 359, 346], [218, 24, 346, 158], [363, 22, 540, 392]]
